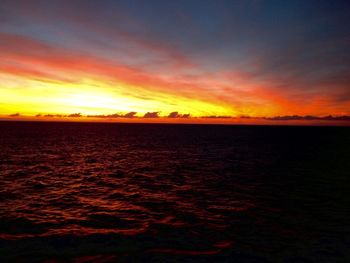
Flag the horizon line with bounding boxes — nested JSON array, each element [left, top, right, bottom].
[[3, 112, 350, 121], [2, 114, 350, 127]]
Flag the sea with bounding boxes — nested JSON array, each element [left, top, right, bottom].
[[0, 121, 349, 262]]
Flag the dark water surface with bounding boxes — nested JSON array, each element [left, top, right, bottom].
[[0, 121, 349, 262]]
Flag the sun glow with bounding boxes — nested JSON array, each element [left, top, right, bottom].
[[0, 72, 236, 117]]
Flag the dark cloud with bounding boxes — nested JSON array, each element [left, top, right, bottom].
[[68, 113, 82, 117], [168, 112, 191, 118], [168, 111, 179, 118], [108, 113, 121, 118], [9, 113, 20, 117], [41, 114, 65, 117], [143, 112, 159, 118], [87, 112, 137, 118], [264, 115, 350, 121], [124, 112, 137, 118]]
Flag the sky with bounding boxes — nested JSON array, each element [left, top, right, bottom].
[[0, 0, 350, 120]]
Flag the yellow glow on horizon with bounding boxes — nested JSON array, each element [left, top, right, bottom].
[[0, 73, 236, 117]]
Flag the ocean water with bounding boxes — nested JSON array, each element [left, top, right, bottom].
[[0, 121, 349, 262]]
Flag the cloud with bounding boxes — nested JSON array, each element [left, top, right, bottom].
[[167, 112, 191, 118], [0, 1, 196, 72], [68, 113, 81, 117], [86, 112, 137, 118], [124, 112, 137, 118], [0, 33, 218, 104], [264, 115, 350, 121], [108, 113, 121, 118], [143, 112, 159, 118], [168, 111, 179, 118]]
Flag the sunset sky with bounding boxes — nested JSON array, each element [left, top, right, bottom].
[[1, 0, 350, 120]]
